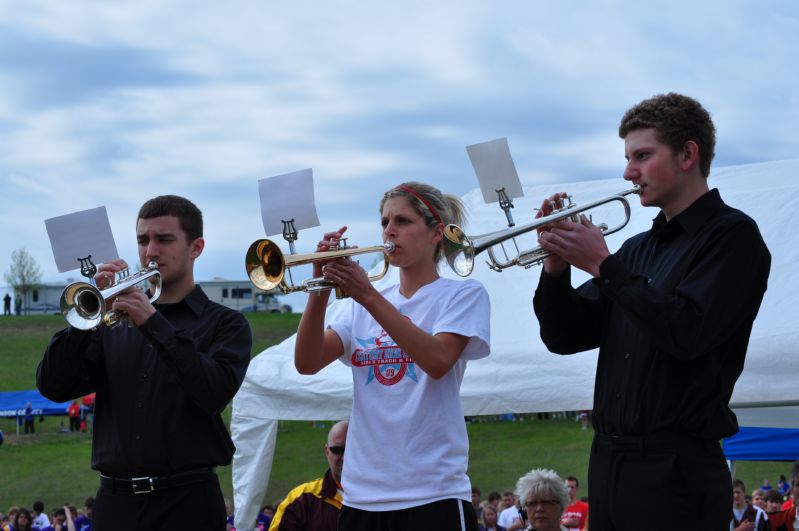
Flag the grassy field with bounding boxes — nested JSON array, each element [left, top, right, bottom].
[[0, 315, 793, 513]]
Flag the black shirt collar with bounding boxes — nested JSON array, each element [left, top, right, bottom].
[[152, 285, 208, 317], [650, 188, 724, 239]]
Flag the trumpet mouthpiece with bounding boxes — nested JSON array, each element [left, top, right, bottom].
[[384, 242, 395, 253]]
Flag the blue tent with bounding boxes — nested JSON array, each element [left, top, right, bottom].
[[724, 403, 799, 463], [724, 427, 799, 461], [0, 389, 71, 418]]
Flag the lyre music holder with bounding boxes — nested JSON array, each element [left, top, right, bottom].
[[281, 219, 298, 289], [495, 188, 515, 228], [281, 219, 298, 254], [77, 256, 98, 285]]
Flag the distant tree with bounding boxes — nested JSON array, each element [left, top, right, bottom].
[[4, 248, 43, 315]]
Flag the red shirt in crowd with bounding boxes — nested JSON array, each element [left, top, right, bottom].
[[561, 499, 588, 530]]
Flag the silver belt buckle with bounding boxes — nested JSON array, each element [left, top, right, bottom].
[[131, 476, 154, 494]]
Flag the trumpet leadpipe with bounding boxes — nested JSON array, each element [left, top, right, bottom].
[[445, 186, 640, 276]]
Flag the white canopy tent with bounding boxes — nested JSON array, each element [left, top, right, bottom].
[[231, 159, 799, 530]]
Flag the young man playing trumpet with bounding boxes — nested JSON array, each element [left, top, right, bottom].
[[533, 93, 771, 530], [38, 195, 252, 531]]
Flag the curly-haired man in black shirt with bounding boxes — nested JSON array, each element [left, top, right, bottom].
[[533, 94, 771, 530]]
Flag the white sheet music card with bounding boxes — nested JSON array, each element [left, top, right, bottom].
[[258, 168, 320, 237], [45, 206, 119, 273], [466, 138, 524, 203]]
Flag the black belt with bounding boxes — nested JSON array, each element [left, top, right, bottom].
[[100, 467, 216, 495]]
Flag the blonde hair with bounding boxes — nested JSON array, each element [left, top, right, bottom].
[[380, 181, 466, 263]]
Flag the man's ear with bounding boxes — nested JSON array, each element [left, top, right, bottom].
[[681, 140, 700, 172], [190, 237, 205, 260]]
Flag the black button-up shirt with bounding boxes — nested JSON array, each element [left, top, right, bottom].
[[534, 189, 771, 439], [37, 286, 252, 476]]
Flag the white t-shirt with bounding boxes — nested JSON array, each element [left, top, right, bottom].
[[328, 277, 490, 511], [498, 505, 521, 528], [33, 513, 51, 529]]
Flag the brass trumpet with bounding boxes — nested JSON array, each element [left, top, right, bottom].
[[444, 186, 641, 276], [60, 261, 161, 329], [245, 239, 395, 298]]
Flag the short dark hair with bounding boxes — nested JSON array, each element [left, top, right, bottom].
[[472, 487, 481, 495], [33, 500, 44, 512], [733, 479, 746, 491], [765, 489, 783, 504], [567, 476, 579, 487], [138, 195, 203, 242], [619, 93, 716, 178]]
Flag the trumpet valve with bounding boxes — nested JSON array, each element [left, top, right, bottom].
[[101, 310, 125, 328], [330, 237, 349, 251]]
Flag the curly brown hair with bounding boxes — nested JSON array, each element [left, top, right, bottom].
[[618, 93, 716, 178]]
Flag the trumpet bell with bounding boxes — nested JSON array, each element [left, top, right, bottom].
[[61, 282, 105, 329], [443, 225, 475, 277], [246, 239, 286, 291]]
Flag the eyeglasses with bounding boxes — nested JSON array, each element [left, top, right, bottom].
[[524, 499, 560, 509], [328, 446, 345, 455]]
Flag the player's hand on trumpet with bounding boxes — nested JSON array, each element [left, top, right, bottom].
[[93, 259, 129, 290], [321, 256, 374, 305], [95, 260, 156, 326], [535, 193, 571, 275], [313, 226, 350, 278], [111, 286, 156, 327], [538, 210, 610, 278]]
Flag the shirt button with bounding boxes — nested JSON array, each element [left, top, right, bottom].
[[141, 373, 148, 379], [135, 435, 141, 440], [615, 393, 621, 399], [624, 352, 631, 359], [136, 402, 143, 408]]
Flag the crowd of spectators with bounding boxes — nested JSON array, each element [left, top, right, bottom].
[[4, 419, 799, 531], [1, 498, 92, 531], [3, 470, 799, 530]]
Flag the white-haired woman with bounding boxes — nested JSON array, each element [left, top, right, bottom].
[[515, 469, 570, 531], [295, 182, 491, 531]]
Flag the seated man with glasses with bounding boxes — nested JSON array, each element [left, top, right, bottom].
[[270, 420, 349, 531], [515, 468, 571, 531]]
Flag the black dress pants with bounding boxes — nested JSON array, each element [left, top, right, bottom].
[[93, 474, 226, 531], [339, 498, 478, 531], [588, 432, 732, 531]]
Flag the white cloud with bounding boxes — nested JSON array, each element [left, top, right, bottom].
[[1, 0, 798, 297]]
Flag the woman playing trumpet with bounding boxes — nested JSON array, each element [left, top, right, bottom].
[[295, 182, 490, 531]]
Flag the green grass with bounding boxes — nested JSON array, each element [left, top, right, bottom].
[[0, 315, 794, 513], [1, 315, 63, 391]]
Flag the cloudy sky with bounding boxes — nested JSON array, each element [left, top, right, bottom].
[[1, 1, 798, 309]]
